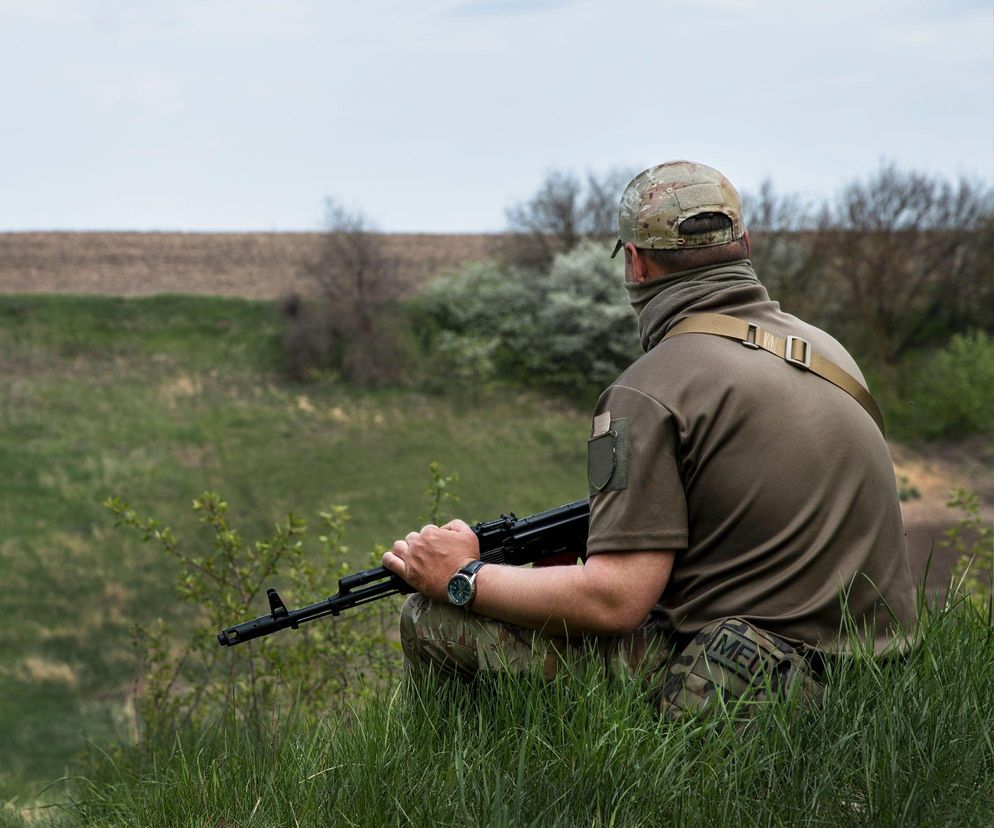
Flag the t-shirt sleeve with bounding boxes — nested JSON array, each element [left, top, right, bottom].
[[585, 383, 688, 555]]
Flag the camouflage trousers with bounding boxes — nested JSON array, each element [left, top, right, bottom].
[[400, 595, 823, 717]]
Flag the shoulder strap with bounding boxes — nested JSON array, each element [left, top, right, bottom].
[[663, 312, 885, 435]]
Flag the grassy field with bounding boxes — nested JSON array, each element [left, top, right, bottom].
[[0, 294, 591, 802], [7, 598, 994, 827], [2, 292, 990, 825]]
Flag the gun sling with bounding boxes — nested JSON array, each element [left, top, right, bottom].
[[663, 313, 885, 435]]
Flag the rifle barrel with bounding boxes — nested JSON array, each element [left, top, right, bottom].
[[217, 498, 589, 647]]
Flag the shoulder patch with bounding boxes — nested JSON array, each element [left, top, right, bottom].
[[587, 418, 629, 495]]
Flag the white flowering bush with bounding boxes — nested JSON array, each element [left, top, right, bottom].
[[415, 242, 640, 399]]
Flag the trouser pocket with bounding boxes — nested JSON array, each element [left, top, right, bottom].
[[652, 617, 823, 718]]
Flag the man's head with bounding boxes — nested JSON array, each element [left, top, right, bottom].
[[611, 161, 749, 283]]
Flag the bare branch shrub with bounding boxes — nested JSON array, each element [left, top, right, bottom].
[[281, 292, 336, 380], [811, 164, 994, 361], [741, 179, 827, 323], [501, 168, 635, 267], [285, 199, 404, 384]]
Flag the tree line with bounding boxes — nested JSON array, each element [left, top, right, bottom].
[[500, 163, 994, 365], [283, 163, 994, 437]]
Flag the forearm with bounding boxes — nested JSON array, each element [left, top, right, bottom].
[[471, 562, 642, 637], [381, 518, 673, 638]]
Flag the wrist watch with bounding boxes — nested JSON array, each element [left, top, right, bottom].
[[447, 560, 487, 609]]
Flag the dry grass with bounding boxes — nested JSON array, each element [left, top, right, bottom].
[[0, 232, 498, 298]]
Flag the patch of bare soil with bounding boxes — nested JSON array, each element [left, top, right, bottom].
[[892, 436, 994, 591], [0, 232, 499, 299]]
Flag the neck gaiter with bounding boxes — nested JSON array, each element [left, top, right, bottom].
[[624, 260, 760, 352]]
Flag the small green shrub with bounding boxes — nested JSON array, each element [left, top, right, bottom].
[[423, 461, 460, 525], [414, 242, 639, 400], [105, 493, 401, 744], [896, 474, 921, 502], [944, 487, 994, 605], [103, 463, 462, 747], [897, 330, 994, 437], [420, 329, 500, 398]]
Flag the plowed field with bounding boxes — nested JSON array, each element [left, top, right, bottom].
[[0, 232, 496, 298]]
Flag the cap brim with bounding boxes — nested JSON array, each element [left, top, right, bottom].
[[610, 238, 624, 259]]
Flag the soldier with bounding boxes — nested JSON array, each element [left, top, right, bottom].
[[382, 161, 918, 715]]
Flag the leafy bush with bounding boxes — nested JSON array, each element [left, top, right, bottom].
[[415, 241, 640, 400], [105, 493, 401, 744], [102, 464, 461, 747], [892, 330, 994, 438]]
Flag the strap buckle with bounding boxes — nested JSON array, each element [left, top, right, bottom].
[[784, 336, 811, 369], [742, 323, 761, 349]]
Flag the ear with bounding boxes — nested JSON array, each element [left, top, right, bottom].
[[625, 242, 650, 283], [743, 229, 751, 259]]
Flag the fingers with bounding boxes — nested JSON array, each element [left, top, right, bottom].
[[396, 523, 465, 552], [386, 520, 477, 602], [381, 550, 408, 578], [393, 527, 435, 563]]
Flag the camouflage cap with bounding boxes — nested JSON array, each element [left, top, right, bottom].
[[610, 161, 745, 258]]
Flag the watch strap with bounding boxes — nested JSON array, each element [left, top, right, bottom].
[[460, 559, 487, 577], [448, 560, 487, 610]]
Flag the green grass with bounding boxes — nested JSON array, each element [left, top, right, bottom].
[[0, 295, 591, 803], [5, 293, 991, 826], [7, 598, 994, 827]]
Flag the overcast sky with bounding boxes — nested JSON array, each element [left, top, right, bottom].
[[1, 0, 990, 232]]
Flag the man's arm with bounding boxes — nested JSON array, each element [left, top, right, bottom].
[[382, 519, 673, 637]]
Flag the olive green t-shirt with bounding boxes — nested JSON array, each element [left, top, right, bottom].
[[586, 283, 917, 655]]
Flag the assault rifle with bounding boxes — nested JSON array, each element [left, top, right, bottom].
[[217, 498, 589, 647]]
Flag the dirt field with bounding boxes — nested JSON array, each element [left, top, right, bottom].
[[892, 437, 994, 592], [0, 232, 497, 298]]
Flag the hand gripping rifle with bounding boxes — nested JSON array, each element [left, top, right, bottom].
[[217, 499, 589, 647]]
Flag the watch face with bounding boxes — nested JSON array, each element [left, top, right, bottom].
[[447, 574, 474, 607]]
